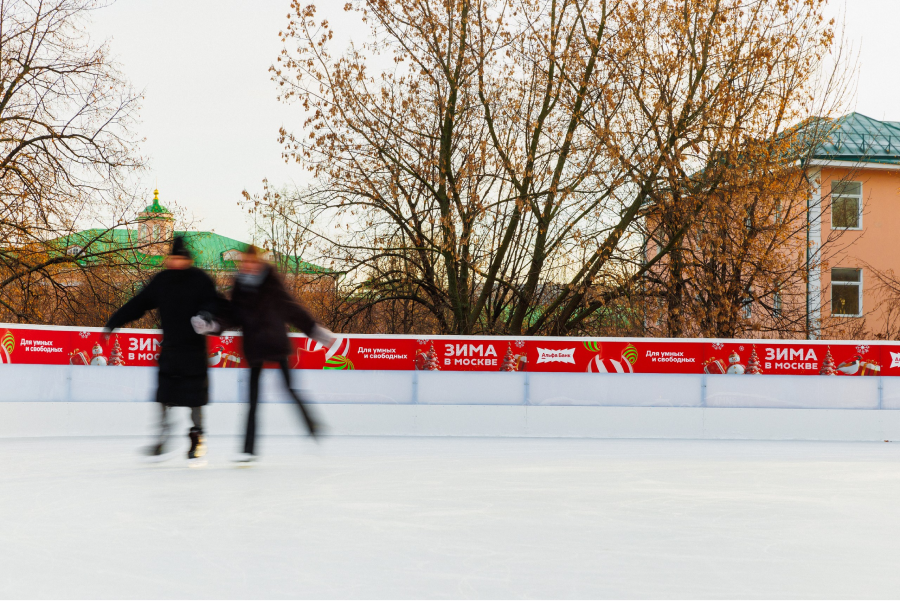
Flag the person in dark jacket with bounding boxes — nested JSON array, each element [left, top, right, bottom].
[[204, 245, 333, 463], [105, 236, 223, 464]]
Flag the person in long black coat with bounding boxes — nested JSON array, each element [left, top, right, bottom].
[[208, 245, 333, 462], [105, 237, 223, 463]]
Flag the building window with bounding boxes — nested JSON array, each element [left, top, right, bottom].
[[831, 181, 862, 229], [741, 297, 753, 319], [772, 291, 783, 318], [831, 268, 862, 316], [66, 245, 83, 256]]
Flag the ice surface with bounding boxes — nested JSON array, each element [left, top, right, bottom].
[[2, 436, 900, 598]]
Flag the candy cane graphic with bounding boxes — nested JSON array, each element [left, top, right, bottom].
[[586, 353, 634, 374]]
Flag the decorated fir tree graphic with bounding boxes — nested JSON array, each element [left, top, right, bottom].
[[820, 348, 837, 375], [423, 342, 440, 371], [500, 343, 517, 372], [745, 347, 762, 374], [108, 336, 125, 366]]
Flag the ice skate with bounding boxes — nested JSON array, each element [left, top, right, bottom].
[[187, 428, 207, 467], [141, 443, 177, 463], [232, 452, 258, 466]]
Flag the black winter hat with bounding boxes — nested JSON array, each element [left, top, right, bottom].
[[170, 236, 192, 259]]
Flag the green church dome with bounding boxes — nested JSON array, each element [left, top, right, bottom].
[[142, 189, 171, 215]]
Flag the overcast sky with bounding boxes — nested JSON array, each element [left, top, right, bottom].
[[88, 0, 900, 242]]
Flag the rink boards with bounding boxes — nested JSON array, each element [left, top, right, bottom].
[[3, 324, 900, 440], [1, 364, 898, 409], [3, 365, 900, 441]]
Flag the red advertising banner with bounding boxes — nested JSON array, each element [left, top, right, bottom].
[[879, 344, 900, 377], [0, 323, 896, 376], [524, 339, 706, 374], [701, 341, 880, 376]]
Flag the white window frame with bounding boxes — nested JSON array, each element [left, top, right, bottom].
[[831, 267, 863, 318], [830, 181, 863, 231], [741, 292, 753, 320], [741, 302, 752, 320]]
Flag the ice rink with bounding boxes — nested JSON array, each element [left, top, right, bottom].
[[3, 436, 900, 598]]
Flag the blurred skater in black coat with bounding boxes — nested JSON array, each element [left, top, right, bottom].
[[105, 237, 223, 464], [195, 245, 333, 463]]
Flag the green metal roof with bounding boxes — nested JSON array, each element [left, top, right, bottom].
[[809, 113, 900, 165], [52, 229, 328, 274], [40, 190, 329, 274]]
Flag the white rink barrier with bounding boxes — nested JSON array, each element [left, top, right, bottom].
[[2, 365, 900, 440]]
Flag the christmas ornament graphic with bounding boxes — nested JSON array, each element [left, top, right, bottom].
[[0, 330, 14, 363], [819, 347, 837, 375], [324, 354, 354, 370], [583, 340, 601, 353], [299, 335, 352, 367], [622, 344, 638, 366], [586, 352, 634, 374]]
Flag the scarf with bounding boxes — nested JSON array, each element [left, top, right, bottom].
[[237, 264, 269, 290]]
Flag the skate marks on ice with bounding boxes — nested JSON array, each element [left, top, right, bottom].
[[2, 438, 900, 597]]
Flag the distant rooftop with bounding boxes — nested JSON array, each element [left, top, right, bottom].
[[50, 189, 328, 275], [56, 228, 328, 274], [809, 113, 900, 165]]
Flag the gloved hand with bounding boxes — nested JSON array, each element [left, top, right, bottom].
[[311, 324, 337, 348], [191, 314, 220, 336]]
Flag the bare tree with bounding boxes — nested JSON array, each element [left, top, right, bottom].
[[259, 0, 842, 336], [0, 0, 146, 323]]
